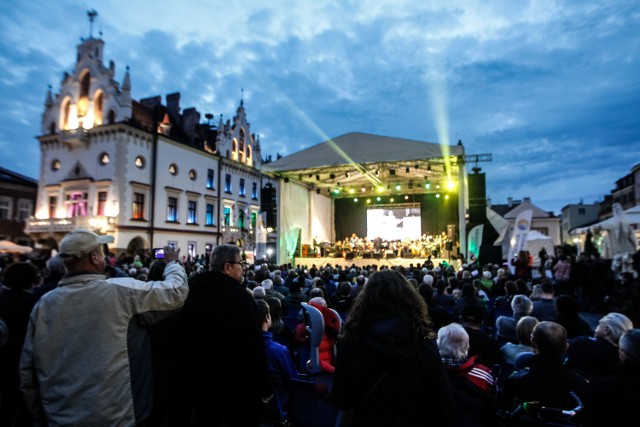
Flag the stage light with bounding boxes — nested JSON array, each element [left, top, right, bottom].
[[333, 188, 340, 194], [445, 194, 450, 199], [349, 188, 355, 194], [425, 181, 431, 189], [366, 199, 371, 204], [390, 197, 394, 202], [404, 195, 409, 200], [353, 198, 358, 202], [376, 196, 381, 201], [436, 193, 441, 198], [361, 186, 366, 192], [377, 186, 384, 193], [395, 184, 401, 191], [436, 184, 440, 189], [447, 180, 455, 190]]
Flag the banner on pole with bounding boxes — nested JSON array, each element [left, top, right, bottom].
[[510, 209, 533, 258]]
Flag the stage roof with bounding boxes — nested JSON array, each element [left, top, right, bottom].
[[262, 132, 467, 198]]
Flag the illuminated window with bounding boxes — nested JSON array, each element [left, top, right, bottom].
[[133, 193, 145, 220], [239, 178, 246, 196], [66, 192, 88, 217], [61, 99, 71, 130], [224, 174, 232, 193], [51, 159, 61, 171], [167, 197, 178, 222], [18, 200, 32, 221], [48, 196, 57, 218], [169, 164, 178, 175], [223, 206, 231, 226], [206, 203, 215, 225], [187, 201, 197, 224], [238, 210, 246, 229], [189, 169, 197, 181], [251, 182, 258, 199], [135, 156, 145, 169], [251, 212, 257, 229], [97, 191, 107, 215], [94, 91, 104, 125], [207, 169, 215, 189]]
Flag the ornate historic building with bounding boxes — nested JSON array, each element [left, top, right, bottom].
[[26, 17, 265, 258]]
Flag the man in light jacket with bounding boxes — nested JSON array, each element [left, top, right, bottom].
[[20, 228, 188, 426]]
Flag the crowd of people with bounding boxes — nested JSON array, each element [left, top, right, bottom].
[[1, 228, 639, 426]]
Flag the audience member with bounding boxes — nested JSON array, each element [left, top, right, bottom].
[[0, 262, 41, 426], [19, 229, 188, 426], [530, 281, 557, 321], [565, 312, 634, 382], [459, 304, 503, 368], [554, 294, 593, 339], [437, 323, 497, 427], [499, 321, 593, 426], [31, 254, 66, 300], [419, 282, 452, 330], [500, 316, 539, 366], [178, 243, 271, 426], [255, 299, 299, 422], [331, 269, 454, 426], [593, 329, 640, 426], [495, 294, 533, 346]]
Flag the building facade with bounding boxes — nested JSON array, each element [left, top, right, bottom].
[[0, 167, 37, 246], [25, 30, 265, 259], [560, 202, 601, 244]]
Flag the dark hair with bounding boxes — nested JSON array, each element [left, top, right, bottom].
[[209, 244, 241, 271], [531, 321, 567, 355], [148, 259, 166, 281], [343, 269, 432, 344], [1, 262, 39, 289], [255, 299, 270, 324]]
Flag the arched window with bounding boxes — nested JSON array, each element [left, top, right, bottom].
[[49, 122, 56, 134], [78, 71, 91, 117], [61, 98, 71, 130], [94, 91, 104, 126], [247, 145, 253, 167], [232, 139, 238, 161], [108, 110, 116, 124]]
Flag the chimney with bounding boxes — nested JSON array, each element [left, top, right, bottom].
[[523, 197, 531, 203], [166, 92, 181, 121], [507, 197, 513, 207]]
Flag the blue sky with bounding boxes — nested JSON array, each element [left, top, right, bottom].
[[1, 0, 638, 215]]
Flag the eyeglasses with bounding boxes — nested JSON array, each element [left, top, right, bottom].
[[227, 261, 247, 266]]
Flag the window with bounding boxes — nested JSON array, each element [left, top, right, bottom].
[[224, 174, 232, 193], [187, 201, 197, 224], [188, 242, 196, 259], [206, 204, 215, 225], [224, 206, 231, 226], [18, 200, 32, 221], [135, 156, 145, 169], [251, 212, 257, 229], [207, 169, 215, 189], [239, 178, 246, 196], [0, 198, 10, 220], [167, 197, 178, 222], [97, 191, 107, 216], [49, 196, 57, 218], [51, 159, 61, 171], [169, 164, 178, 175], [133, 193, 145, 219], [66, 192, 88, 217], [578, 208, 586, 215], [189, 169, 197, 181], [251, 182, 258, 199], [99, 152, 110, 165], [238, 210, 246, 229], [94, 91, 104, 125]]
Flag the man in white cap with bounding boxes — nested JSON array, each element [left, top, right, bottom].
[[19, 228, 188, 426]]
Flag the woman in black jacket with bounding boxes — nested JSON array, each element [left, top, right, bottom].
[[331, 269, 454, 426]]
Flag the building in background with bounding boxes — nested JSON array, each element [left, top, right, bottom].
[[0, 166, 37, 246], [25, 16, 266, 258], [560, 202, 601, 244]]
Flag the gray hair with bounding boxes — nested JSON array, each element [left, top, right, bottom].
[[437, 323, 469, 360], [46, 254, 68, 276], [599, 312, 634, 342], [209, 244, 241, 271], [252, 286, 265, 299], [511, 294, 533, 316]]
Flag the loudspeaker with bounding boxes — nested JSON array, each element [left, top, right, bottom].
[[260, 183, 277, 229], [447, 224, 456, 241], [468, 172, 487, 224], [445, 242, 453, 251]]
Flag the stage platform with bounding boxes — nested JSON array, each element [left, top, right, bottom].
[[294, 256, 452, 270]]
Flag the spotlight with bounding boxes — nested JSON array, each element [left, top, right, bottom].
[[436, 193, 440, 198], [425, 181, 431, 189], [333, 188, 340, 194], [390, 197, 394, 202], [353, 198, 358, 202], [376, 196, 381, 201], [349, 188, 355, 194], [361, 186, 366, 192], [404, 195, 409, 200], [395, 184, 401, 191]]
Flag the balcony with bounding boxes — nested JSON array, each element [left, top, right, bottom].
[[60, 128, 89, 147], [25, 216, 115, 234]]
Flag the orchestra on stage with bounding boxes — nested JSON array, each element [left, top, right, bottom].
[[309, 232, 454, 260]]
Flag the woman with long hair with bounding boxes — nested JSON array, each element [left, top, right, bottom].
[[331, 269, 454, 426]]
